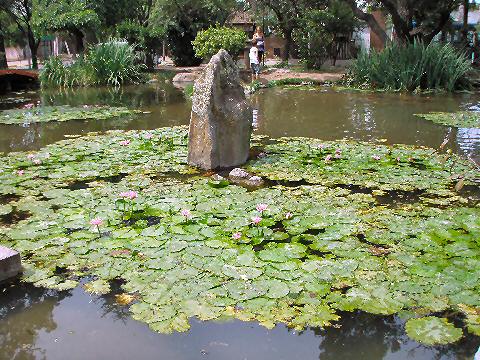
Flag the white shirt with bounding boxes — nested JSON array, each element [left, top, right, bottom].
[[249, 46, 259, 64]]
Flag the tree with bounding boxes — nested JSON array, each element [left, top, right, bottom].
[[152, 0, 236, 66], [294, 0, 358, 68], [250, 0, 326, 61], [32, 0, 100, 54], [115, 0, 165, 70], [344, 0, 463, 45], [0, 13, 11, 68], [0, 0, 40, 69], [193, 25, 247, 60], [117, 21, 165, 70]]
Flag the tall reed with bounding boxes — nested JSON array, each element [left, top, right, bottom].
[[40, 40, 145, 88], [347, 41, 471, 92]]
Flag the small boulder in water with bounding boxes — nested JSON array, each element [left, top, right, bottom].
[[229, 168, 250, 179], [248, 176, 264, 185]]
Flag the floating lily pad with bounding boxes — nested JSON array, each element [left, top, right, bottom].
[[0, 105, 142, 124], [405, 317, 463, 345], [415, 111, 480, 128], [0, 126, 478, 344]]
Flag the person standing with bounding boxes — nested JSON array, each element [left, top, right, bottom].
[[253, 27, 265, 65], [249, 39, 260, 81]]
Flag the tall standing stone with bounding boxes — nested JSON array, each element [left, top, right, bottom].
[[188, 49, 252, 170]]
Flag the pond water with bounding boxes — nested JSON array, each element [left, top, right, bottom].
[[1, 280, 479, 360], [1, 80, 479, 360]]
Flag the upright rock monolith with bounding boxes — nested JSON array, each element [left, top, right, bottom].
[[0, 246, 21, 282], [188, 49, 252, 170]]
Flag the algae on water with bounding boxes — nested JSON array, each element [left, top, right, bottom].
[[415, 111, 480, 128], [0, 126, 479, 345], [0, 105, 142, 125]]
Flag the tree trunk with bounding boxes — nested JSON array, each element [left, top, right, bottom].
[[463, 0, 470, 43], [283, 28, 293, 62], [73, 29, 85, 54], [344, 0, 390, 45], [145, 52, 154, 70], [0, 32, 7, 69], [27, 30, 38, 70]]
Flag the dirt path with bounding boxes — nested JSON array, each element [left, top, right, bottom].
[[259, 68, 344, 83]]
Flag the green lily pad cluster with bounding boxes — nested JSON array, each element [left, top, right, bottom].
[[0, 105, 142, 125], [0, 126, 479, 346], [415, 111, 480, 129]]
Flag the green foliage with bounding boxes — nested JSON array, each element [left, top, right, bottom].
[[32, 0, 99, 34], [183, 83, 194, 99], [0, 105, 141, 124], [295, 1, 358, 69], [267, 78, 322, 88], [347, 41, 471, 92], [116, 20, 165, 68], [193, 26, 247, 60], [86, 40, 145, 86], [0, 126, 479, 345], [152, 0, 236, 66], [415, 111, 480, 128], [40, 40, 146, 88]]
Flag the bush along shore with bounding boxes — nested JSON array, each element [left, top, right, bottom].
[[344, 41, 472, 92], [40, 40, 147, 88]]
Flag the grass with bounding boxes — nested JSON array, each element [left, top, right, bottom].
[[346, 41, 471, 92], [40, 40, 146, 88]]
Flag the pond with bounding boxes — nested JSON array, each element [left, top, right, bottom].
[[0, 80, 479, 360]]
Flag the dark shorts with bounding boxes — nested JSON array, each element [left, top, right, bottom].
[[251, 63, 260, 75], [258, 50, 265, 61]]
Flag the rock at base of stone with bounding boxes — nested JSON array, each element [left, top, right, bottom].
[[188, 49, 253, 170], [0, 246, 22, 282]]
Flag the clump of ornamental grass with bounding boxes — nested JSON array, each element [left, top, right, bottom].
[[40, 40, 146, 88], [346, 41, 471, 92]]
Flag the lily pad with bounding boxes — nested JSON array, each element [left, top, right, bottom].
[[405, 317, 463, 345], [415, 111, 480, 128], [0, 105, 142, 124]]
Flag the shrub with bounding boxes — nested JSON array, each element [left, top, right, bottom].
[[193, 26, 247, 60], [347, 41, 471, 92], [86, 41, 145, 86], [40, 40, 146, 88]]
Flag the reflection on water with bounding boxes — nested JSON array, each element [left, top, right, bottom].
[[0, 83, 190, 153], [252, 88, 480, 160], [0, 85, 479, 161], [1, 84, 480, 359], [1, 281, 479, 360]]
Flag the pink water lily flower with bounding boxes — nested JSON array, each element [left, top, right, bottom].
[[252, 216, 262, 225], [144, 132, 154, 140], [256, 203, 268, 213], [372, 155, 381, 161], [119, 140, 131, 146], [24, 103, 34, 109], [17, 170, 25, 176], [33, 159, 42, 165], [120, 191, 138, 200], [90, 218, 103, 226], [181, 209, 192, 219], [285, 212, 293, 220], [27, 154, 35, 160], [324, 155, 333, 162], [232, 232, 242, 240]]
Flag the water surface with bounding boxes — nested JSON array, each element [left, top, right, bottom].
[[1, 82, 479, 360], [1, 281, 478, 360]]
